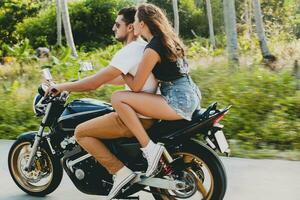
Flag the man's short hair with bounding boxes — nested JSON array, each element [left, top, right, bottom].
[[118, 7, 137, 25]]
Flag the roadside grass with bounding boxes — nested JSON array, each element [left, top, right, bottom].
[[229, 140, 300, 161]]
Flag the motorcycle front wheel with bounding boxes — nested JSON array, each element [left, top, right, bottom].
[[8, 137, 63, 196], [151, 139, 227, 200]]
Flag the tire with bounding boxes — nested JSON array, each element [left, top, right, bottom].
[[151, 139, 227, 200], [8, 136, 63, 196]]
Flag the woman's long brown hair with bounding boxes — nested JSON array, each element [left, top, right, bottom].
[[137, 3, 185, 62]]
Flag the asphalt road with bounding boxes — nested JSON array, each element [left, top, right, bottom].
[[1, 139, 300, 200]]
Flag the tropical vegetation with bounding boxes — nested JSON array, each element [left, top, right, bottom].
[[0, 0, 299, 159]]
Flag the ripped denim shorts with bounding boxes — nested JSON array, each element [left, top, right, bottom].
[[159, 75, 201, 121]]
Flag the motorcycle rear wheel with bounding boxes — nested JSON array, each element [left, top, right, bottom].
[[8, 137, 63, 196], [151, 140, 227, 200]]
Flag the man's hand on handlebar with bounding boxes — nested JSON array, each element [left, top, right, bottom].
[[44, 84, 63, 97]]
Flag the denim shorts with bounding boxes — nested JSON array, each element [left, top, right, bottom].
[[159, 75, 201, 121]]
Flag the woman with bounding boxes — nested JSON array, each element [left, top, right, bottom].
[[111, 3, 201, 179]]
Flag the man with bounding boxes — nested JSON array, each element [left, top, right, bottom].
[[47, 7, 157, 200]]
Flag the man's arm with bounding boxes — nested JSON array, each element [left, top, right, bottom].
[[50, 66, 123, 93], [106, 75, 126, 85]]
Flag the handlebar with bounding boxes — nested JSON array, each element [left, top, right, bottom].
[[50, 87, 58, 94], [41, 69, 70, 103], [43, 92, 68, 104], [40, 85, 69, 104]]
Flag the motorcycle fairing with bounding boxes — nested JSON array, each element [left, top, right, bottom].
[[57, 98, 113, 131]]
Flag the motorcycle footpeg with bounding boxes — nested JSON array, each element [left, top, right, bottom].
[[130, 172, 145, 184]]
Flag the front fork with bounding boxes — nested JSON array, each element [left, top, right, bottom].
[[24, 126, 44, 171], [25, 103, 53, 171]]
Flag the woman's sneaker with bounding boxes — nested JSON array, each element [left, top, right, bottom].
[[141, 142, 165, 177], [106, 166, 136, 200]]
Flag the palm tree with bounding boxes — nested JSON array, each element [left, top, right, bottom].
[[61, 0, 78, 57], [205, 0, 216, 48], [136, 0, 147, 4], [252, 0, 276, 62], [172, 0, 179, 35], [223, 0, 239, 64], [56, 0, 62, 45], [243, 0, 252, 40]]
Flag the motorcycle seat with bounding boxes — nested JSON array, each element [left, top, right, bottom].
[[114, 108, 210, 145], [114, 102, 219, 145]]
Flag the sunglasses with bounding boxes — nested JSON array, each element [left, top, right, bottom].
[[114, 22, 121, 29]]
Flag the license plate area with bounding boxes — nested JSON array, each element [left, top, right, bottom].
[[214, 130, 230, 154]]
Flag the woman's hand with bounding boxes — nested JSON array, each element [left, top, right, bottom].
[[122, 48, 160, 92], [44, 84, 63, 97], [121, 73, 134, 88], [121, 73, 141, 92]]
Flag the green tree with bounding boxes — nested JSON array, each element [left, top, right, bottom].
[[16, 0, 133, 50], [0, 0, 41, 45], [236, 0, 299, 38], [148, 0, 224, 39]]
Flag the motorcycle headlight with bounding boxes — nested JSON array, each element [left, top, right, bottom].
[[33, 94, 47, 116]]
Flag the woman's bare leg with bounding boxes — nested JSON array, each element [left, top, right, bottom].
[[111, 91, 182, 147]]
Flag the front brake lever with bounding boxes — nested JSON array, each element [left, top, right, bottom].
[[43, 93, 59, 103], [51, 87, 58, 94]]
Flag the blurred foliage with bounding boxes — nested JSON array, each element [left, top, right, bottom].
[[1, 46, 300, 151], [295, 0, 300, 38], [148, 0, 223, 39], [1, 38, 37, 62], [0, 0, 299, 50], [0, 42, 123, 139], [46, 43, 122, 81], [15, 0, 133, 50], [0, 0, 42, 46], [191, 64, 300, 150], [185, 35, 226, 58], [0, 63, 41, 139], [15, 7, 57, 50], [234, 0, 300, 40]]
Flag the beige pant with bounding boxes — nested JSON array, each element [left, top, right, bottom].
[[74, 112, 155, 174]]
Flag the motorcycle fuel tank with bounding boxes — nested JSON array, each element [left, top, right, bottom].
[[57, 98, 113, 131]]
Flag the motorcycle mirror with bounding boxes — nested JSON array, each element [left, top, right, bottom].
[[78, 61, 93, 80], [42, 68, 53, 81], [79, 61, 93, 72]]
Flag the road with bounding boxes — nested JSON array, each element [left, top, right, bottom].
[[1, 140, 300, 200]]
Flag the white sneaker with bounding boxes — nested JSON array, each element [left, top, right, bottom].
[[106, 166, 136, 200], [142, 142, 165, 177]]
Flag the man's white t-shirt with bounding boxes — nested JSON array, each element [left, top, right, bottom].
[[109, 39, 158, 118]]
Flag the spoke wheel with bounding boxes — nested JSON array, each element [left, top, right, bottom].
[[10, 142, 53, 192], [151, 140, 227, 200], [8, 137, 63, 196], [156, 153, 214, 200]]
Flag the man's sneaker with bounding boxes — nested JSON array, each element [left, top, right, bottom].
[[142, 143, 165, 177], [106, 166, 136, 200]]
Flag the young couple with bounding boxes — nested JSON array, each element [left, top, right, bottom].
[[46, 3, 201, 200]]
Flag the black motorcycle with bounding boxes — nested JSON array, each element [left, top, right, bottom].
[[8, 68, 231, 200]]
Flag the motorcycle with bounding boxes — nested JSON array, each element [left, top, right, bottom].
[[8, 67, 231, 200]]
